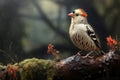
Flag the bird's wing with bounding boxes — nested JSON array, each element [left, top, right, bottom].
[[86, 24, 101, 49]]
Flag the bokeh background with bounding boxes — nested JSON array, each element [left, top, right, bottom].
[[0, 0, 119, 64]]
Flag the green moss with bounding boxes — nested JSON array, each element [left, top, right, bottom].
[[18, 58, 56, 80]]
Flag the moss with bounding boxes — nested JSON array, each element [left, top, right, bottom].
[[0, 58, 57, 80], [18, 58, 56, 80]]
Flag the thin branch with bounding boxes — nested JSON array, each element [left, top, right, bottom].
[[0, 49, 15, 63]]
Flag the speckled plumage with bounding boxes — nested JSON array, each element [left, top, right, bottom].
[[68, 8, 102, 53]]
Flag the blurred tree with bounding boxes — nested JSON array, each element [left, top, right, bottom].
[[97, 0, 120, 36], [0, 0, 25, 64]]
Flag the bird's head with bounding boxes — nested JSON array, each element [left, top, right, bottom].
[[68, 8, 88, 24]]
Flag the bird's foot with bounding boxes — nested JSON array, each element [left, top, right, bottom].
[[77, 51, 82, 54], [77, 50, 86, 56], [82, 51, 94, 58]]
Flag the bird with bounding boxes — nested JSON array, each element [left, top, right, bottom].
[[68, 8, 104, 57]]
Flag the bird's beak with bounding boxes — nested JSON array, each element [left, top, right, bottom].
[[68, 12, 74, 17]]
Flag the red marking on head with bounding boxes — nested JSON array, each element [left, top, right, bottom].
[[80, 9, 88, 17]]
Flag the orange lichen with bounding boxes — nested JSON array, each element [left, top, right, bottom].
[[47, 44, 60, 62], [7, 64, 19, 80], [106, 36, 119, 50]]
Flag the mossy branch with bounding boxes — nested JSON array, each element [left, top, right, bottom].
[[0, 51, 120, 80]]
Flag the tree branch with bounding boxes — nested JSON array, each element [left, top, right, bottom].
[[56, 50, 120, 80], [0, 50, 120, 80]]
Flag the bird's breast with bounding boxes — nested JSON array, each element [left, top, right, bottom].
[[69, 27, 97, 51]]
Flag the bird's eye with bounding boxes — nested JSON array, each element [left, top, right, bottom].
[[72, 11, 75, 14], [75, 14, 79, 16]]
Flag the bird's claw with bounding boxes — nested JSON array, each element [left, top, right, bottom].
[[82, 55, 93, 58], [82, 51, 94, 58]]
